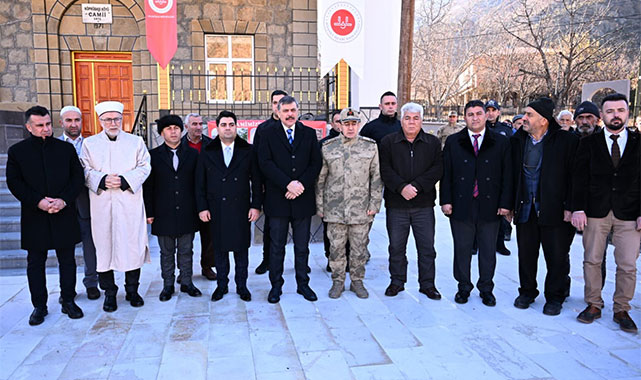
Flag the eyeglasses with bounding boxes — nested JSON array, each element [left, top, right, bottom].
[[100, 117, 122, 124]]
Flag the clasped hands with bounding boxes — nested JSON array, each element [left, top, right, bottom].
[[285, 180, 304, 200], [38, 197, 65, 213], [104, 174, 122, 189]]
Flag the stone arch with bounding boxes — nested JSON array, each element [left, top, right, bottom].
[[582, 80, 630, 102]]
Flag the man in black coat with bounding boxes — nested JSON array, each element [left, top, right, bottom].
[[440, 100, 513, 306], [144, 115, 202, 302], [181, 113, 216, 281], [511, 97, 579, 316], [258, 96, 322, 303], [359, 91, 402, 145], [252, 89, 287, 275], [197, 111, 262, 302], [572, 93, 641, 333], [6, 106, 85, 325]]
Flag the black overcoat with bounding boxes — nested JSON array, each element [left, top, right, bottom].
[[6, 135, 83, 250], [143, 142, 199, 236], [196, 136, 263, 252]]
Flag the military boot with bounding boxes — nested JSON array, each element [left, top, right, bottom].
[[328, 281, 344, 299], [350, 281, 369, 299]]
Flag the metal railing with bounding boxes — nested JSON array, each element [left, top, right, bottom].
[[132, 92, 148, 145]]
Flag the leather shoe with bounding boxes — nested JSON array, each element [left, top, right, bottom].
[[61, 301, 84, 319], [543, 301, 562, 316], [211, 286, 228, 301], [454, 291, 469, 304], [125, 292, 144, 307], [86, 287, 100, 300], [268, 287, 282, 303], [384, 283, 404, 297], [613, 311, 638, 333], [103, 295, 117, 312], [577, 305, 601, 324], [326, 261, 331, 272], [237, 286, 251, 302], [497, 247, 511, 256], [159, 286, 174, 302], [297, 285, 318, 301], [419, 287, 441, 300], [202, 267, 217, 281], [28, 307, 48, 326], [306, 266, 312, 274], [255, 260, 269, 275], [180, 284, 202, 297], [514, 295, 535, 309], [480, 292, 496, 306]]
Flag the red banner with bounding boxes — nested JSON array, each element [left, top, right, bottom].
[[207, 120, 327, 143], [144, 0, 177, 69]]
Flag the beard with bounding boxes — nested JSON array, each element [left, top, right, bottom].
[[605, 117, 626, 131]]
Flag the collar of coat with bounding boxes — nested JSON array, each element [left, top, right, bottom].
[[512, 121, 561, 143], [378, 112, 398, 124], [29, 134, 54, 144], [455, 127, 496, 153], [205, 134, 250, 151], [390, 128, 430, 144]]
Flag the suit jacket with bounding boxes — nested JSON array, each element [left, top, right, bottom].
[[258, 121, 322, 218], [143, 142, 199, 236], [196, 136, 263, 251], [58, 134, 91, 219], [440, 128, 513, 222], [6, 135, 83, 250], [572, 128, 640, 221], [511, 126, 579, 225]]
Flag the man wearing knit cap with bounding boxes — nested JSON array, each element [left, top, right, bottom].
[[58, 106, 99, 300], [512, 115, 524, 133], [573, 100, 601, 138], [144, 115, 202, 302], [511, 97, 578, 316], [79, 101, 151, 312]]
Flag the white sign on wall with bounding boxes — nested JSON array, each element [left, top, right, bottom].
[[318, 0, 365, 77], [82, 4, 112, 24]]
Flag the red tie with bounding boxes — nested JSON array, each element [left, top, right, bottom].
[[473, 134, 480, 198]]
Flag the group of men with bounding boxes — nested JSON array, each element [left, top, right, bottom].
[[6, 90, 640, 334]]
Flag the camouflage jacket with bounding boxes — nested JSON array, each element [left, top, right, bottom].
[[436, 123, 465, 148], [316, 134, 383, 224]]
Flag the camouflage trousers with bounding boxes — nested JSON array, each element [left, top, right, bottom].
[[327, 222, 370, 283]]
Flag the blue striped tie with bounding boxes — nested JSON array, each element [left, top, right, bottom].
[[286, 128, 293, 145]]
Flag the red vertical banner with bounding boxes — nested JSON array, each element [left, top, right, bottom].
[[145, 0, 177, 69]]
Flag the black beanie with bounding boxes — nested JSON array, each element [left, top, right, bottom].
[[527, 97, 555, 123], [573, 101, 600, 120], [156, 115, 184, 135]]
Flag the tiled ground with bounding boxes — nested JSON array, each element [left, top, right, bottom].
[[0, 210, 639, 380]]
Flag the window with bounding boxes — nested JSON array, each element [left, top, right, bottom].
[[205, 35, 254, 103]]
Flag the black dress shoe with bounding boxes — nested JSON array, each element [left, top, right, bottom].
[[384, 283, 405, 297], [181, 284, 202, 297], [126, 292, 144, 307], [237, 287, 252, 302], [159, 286, 174, 302], [480, 292, 496, 306], [103, 295, 117, 312], [211, 286, 228, 301], [454, 291, 469, 304], [613, 311, 638, 333], [202, 267, 217, 281], [255, 260, 269, 275], [514, 295, 535, 309], [543, 301, 562, 316], [419, 287, 441, 300], [497, 247, 511, 256], [86, 287, 101, 300], [577, 305, 601, 324], [29, 307, 48, 326], [268, 287, 282, 303], [306, 266, 312, 274], [61, 301, 84, 319], [326, 261, 332, 272], [297, 285, 318, 301]]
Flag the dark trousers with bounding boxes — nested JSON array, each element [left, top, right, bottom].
[[323, 221, 350, 259], [157, 233, 195, 287], [496, 218, 511, 250], [198, 220, 215, 269], [262, 216, 271, 264], [268, 216, 311, 288], [516, 206, 570, 303], [215, 249, 249, 289], [386, 207, 437, 288], [27, 247, 77, 308], [450, 199, 499, 293], [78, 217, 98, 289], [98, 269, 141, 296]]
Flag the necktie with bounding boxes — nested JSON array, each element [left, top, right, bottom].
[[286, 128, 293, 145], [472, 134, 480, 198], [224, 146, 232, 167], [171, 149, 178, 171], [610, 134, 620, 167]]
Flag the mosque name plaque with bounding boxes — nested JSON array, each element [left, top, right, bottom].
[[82, 4, 113, 24]]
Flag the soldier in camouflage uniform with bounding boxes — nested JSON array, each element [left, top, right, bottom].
[[316, 107, 383, 299], [436, 110, 464, 148]]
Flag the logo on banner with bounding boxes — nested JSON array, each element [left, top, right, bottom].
[[148, 0, 173, 14], [324, 2, 362, 42]]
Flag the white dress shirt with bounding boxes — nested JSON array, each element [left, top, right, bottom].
[[467, 127, 486, 149], [603, 127, 627, 157]]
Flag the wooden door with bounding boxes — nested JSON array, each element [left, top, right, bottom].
[[73, 52, 134, 136]]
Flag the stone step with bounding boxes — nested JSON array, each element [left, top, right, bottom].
[[0, 177, 6, 190], [0, 231, 20, 250], [0, 188, 16, 202], [0, 202, 20, 216], [0, 215, 20, 232], [0, 247, 85, 269]]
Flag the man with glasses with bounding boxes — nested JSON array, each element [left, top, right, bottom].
[[80, 101, 151, 313]]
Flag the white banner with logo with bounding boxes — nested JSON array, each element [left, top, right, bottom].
[[317, 0, 365, 77]]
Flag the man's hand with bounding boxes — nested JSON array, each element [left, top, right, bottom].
[[286, 181, 305, 197], [505, 211, 514, 223], [285, 191, 298, 200], [400, 184, 418, 200], [571, 211, 587, 231], [105, 174, 121, 189], [199, 210, 211, 222], [636, 216, 641, 231], [47, 198, 66, 213], [248, 208, 260, 222], [317, 211, 324, 218], [38, 198, 53, 212], [441, 204, 452, 215], [147, 217, 154, 224], [563, 210, 572, 223], [497, 208, 510, 222], [367, 210, 376, 216]]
